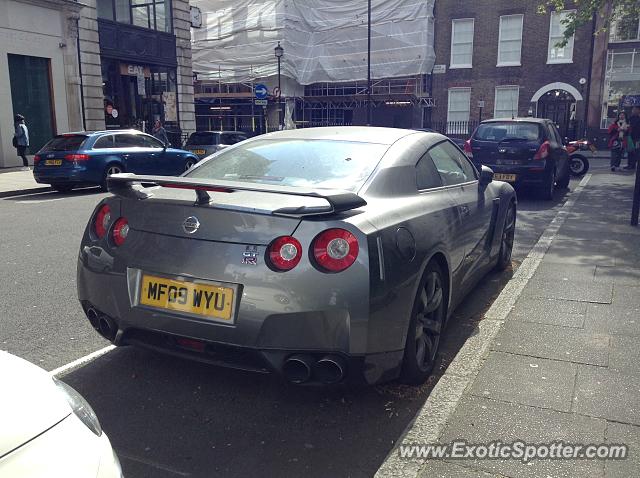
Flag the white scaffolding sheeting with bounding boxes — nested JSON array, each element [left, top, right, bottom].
[[191, 0, 435, 85]]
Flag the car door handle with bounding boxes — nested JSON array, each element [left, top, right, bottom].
[[459, 205, 470, 216]]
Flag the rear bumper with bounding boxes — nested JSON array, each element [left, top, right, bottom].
[[34, 166, 100, 185], [475, 162, 550, 187], [76, 252, 403, 385]]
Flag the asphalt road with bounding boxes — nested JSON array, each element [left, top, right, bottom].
[[0, 171, 596, 478]]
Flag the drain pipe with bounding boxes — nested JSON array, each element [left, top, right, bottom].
[[75, 16, 87, 131]]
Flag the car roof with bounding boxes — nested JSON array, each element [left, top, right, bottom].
[[480, 117, 550, 124], [259, 126, 421, 145]]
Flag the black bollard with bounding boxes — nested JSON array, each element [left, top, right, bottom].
[[632, 159, 640, 226]]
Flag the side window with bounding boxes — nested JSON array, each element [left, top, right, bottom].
[[221, 133, 236, 145], [140, 134, 164, 148], [114, 134, 145, 148], [429, 141, 476, 186], [416, 153, 443, 190], [93, 135, 115, 149]]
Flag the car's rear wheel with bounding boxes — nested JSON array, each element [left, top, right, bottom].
[[540, 168, 555, 200], [184, 159, 196, 171], [101, 164, 124, 191], [52, 184, 74, 193], [400, 261, 446, 385], [495, 202, 516, 271]]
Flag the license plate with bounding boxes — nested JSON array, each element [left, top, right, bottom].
[[190, 149, 206, 155], [139, 274, 235, 322], [45, 160, 62, 166], [494, 173, 516, 182]]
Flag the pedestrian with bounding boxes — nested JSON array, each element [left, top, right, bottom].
[[152, 119, 169, 146], [13, 114, 30, 170], [607, 112, 629, 171], [626, 106, 640, 170]]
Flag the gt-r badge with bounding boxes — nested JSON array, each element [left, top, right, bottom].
[[242, 246, 259, 265], [182, 216, 200, 234]]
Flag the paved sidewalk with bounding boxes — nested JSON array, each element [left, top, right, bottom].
[[0, 168, 51, 197], [378, 170, 640, 478]]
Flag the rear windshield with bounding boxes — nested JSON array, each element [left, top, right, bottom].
[[473, 123, 542, 142], [186, 139, 389, 191], [186, 132, 219, 146], [41, 135, 88, 152]]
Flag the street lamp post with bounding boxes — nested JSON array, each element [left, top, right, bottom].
[[274, 41, 284, 130]]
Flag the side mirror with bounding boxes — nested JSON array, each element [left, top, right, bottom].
[[479, 165, 494, 186]]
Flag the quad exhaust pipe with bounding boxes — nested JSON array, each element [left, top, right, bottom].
[[282, 354, 314, 384], [282, 354, 346, 384], [315, 355, 346, 384], [86, 307, 117, 342]]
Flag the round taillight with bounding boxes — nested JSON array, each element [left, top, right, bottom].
[[267, 236, 302, 271], [112, 218, 129, 246], [94, 204, 111, 239], [313, 229, 359, 273]]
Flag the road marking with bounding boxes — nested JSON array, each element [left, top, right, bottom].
[[375, 175, 593, 478], [117, 451, 192, 476], [15, 198, 66, 204], [49, 345, 116, 377]]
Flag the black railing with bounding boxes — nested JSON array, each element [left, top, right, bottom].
[[427, 121, 479, 139]]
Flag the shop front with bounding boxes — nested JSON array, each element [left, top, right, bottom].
[[102, 60, 179, 134], [97, 12, 181, 142]]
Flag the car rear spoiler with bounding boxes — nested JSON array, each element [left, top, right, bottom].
[[106, 173, 367, 216]]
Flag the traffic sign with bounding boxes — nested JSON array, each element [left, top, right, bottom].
[[272, 87, 281, 98], [254, 84, 268, 100], [254, 99, 268, 106]]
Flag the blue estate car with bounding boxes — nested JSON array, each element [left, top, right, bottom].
[[33, 130, 200, 192]]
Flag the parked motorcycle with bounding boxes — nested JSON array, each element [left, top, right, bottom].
[[565, 139, 594, 177]]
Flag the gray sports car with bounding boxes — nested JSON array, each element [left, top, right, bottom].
[[77, 127, 516, 386]]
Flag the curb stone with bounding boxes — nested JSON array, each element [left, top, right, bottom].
[[0, 186, 52, 198], [374, 174, 593, 478]]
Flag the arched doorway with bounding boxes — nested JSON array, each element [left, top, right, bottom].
[[531, 82, 583, 139], [538, 90, 575, 138]]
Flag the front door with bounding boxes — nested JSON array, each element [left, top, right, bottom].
[[537, 89, 575, 139], [429, 141, 494, 286]]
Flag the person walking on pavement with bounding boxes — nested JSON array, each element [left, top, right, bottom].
[[13, 114, 30, 170], [608, 112, 629, 171], [152, 119, 169, 146], [625, 106, 640, 170]]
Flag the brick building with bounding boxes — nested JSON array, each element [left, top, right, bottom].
[[587, 8, 640, 147], [430, 0, 596, 140]]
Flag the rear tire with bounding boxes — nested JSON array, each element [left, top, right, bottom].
[[400, 261, 446, 385], [52, 184, 73, 193], [540, 168, 555, 200], [184, 159, 196, 171], [101, 164, 124, 191], [569, 155, 589, 177], [495, 202, 516, 271]]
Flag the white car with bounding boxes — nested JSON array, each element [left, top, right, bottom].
[[0, 351, 122, 477]]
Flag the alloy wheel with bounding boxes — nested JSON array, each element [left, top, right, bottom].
[[501, 205, 516, 265], [107, 165, 122, 176], [414, 270, 444, 372]]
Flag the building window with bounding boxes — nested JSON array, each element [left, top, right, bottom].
[[548, 10, 575, 63], [450, 19, 474, 69], [497, 14, 523, 67], [97, 0, 171, 32], [600, 48, 640, 128], [494, 86, 520, 118], [447, 88, 471, 134], [610, 12, 640, 42]]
